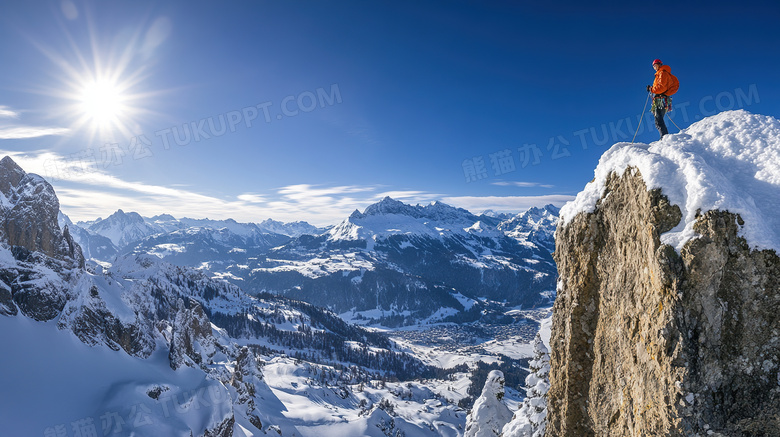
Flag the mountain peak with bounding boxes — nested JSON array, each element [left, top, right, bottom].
[[348, 209, 364, 220], [0, 155, 26, 197], [105, 209, 144, 223], [362, 196, 414, 217], [0, 157, 84, 268]]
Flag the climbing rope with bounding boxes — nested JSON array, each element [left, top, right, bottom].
[[631, 92, 652, 144], [666, 112, 682, 132]]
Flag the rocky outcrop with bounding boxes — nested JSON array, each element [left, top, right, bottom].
[[0, 280, 15, 316], [169, 298, 222, 370], [0, 156, 83, 266], [1, 247, 79, 321], [202, 415, 235, 437], [548, 169, 780, 436], [230, 346, 265, 430], [57, 282, 156, 358]]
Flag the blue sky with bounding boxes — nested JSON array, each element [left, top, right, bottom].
[[1, 0, 779, 225]]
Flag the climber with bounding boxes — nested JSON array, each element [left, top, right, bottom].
[[646, 59, 679, 138]]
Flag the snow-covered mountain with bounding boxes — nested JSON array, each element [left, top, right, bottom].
[[241, 197, 558, 325], [257, 218, 326, 238], [82, 209, 166, 247], [70, 211, 327, 267], [498, 204, 559, 252]]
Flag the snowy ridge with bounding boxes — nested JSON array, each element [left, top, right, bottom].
[[560, 110, 780, 252]]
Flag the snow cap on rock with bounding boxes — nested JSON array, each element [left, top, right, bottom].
[[560, 110, 780, 253]]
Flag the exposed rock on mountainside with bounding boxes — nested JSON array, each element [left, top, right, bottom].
[[168, 298, 223, 370], [548, 111, 780, 436], [0, 156, 83, 265]]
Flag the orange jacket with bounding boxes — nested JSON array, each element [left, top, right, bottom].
[[651, 65, 674, 95]]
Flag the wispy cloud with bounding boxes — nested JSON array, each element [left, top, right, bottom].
[[0, 150, 573, 226], [0, 106, 20, 119], [0, 126, 71, 139], [0, 105, 70, 139], [237, 193, 267, 204], [491, 181, 555, 189]]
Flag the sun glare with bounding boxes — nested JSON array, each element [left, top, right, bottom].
[[34, 13, 165, 143], [79, 79, 127, 128]]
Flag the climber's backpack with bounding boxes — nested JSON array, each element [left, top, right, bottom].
[[666, 72, 680, 96]]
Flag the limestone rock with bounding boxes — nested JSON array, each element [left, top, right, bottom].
[[547, 169, 780, 436]]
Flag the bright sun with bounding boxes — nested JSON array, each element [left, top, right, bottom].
[[38, 17, 161, 142], [79, 79, 127, 128]]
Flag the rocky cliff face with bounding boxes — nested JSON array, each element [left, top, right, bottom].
[[547, 169, 780, 436], [0, 156, 83, 265]]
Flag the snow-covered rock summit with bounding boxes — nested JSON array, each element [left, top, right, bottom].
[[560, 110, 780, 252], [360, 196, 478, 223], [330, 196, 490, 243]]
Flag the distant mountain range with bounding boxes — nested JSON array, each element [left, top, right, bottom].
[[63, 196, 559, 326]]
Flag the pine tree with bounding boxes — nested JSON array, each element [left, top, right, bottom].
[[502, 333, 550, 437], [464, 370, 513, 437]]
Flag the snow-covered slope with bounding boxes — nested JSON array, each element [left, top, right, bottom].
[[124, 225, 290, 274], [560, 110, 780, 252]]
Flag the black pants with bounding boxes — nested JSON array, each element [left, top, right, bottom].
[[654, 100, 668, 138]]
